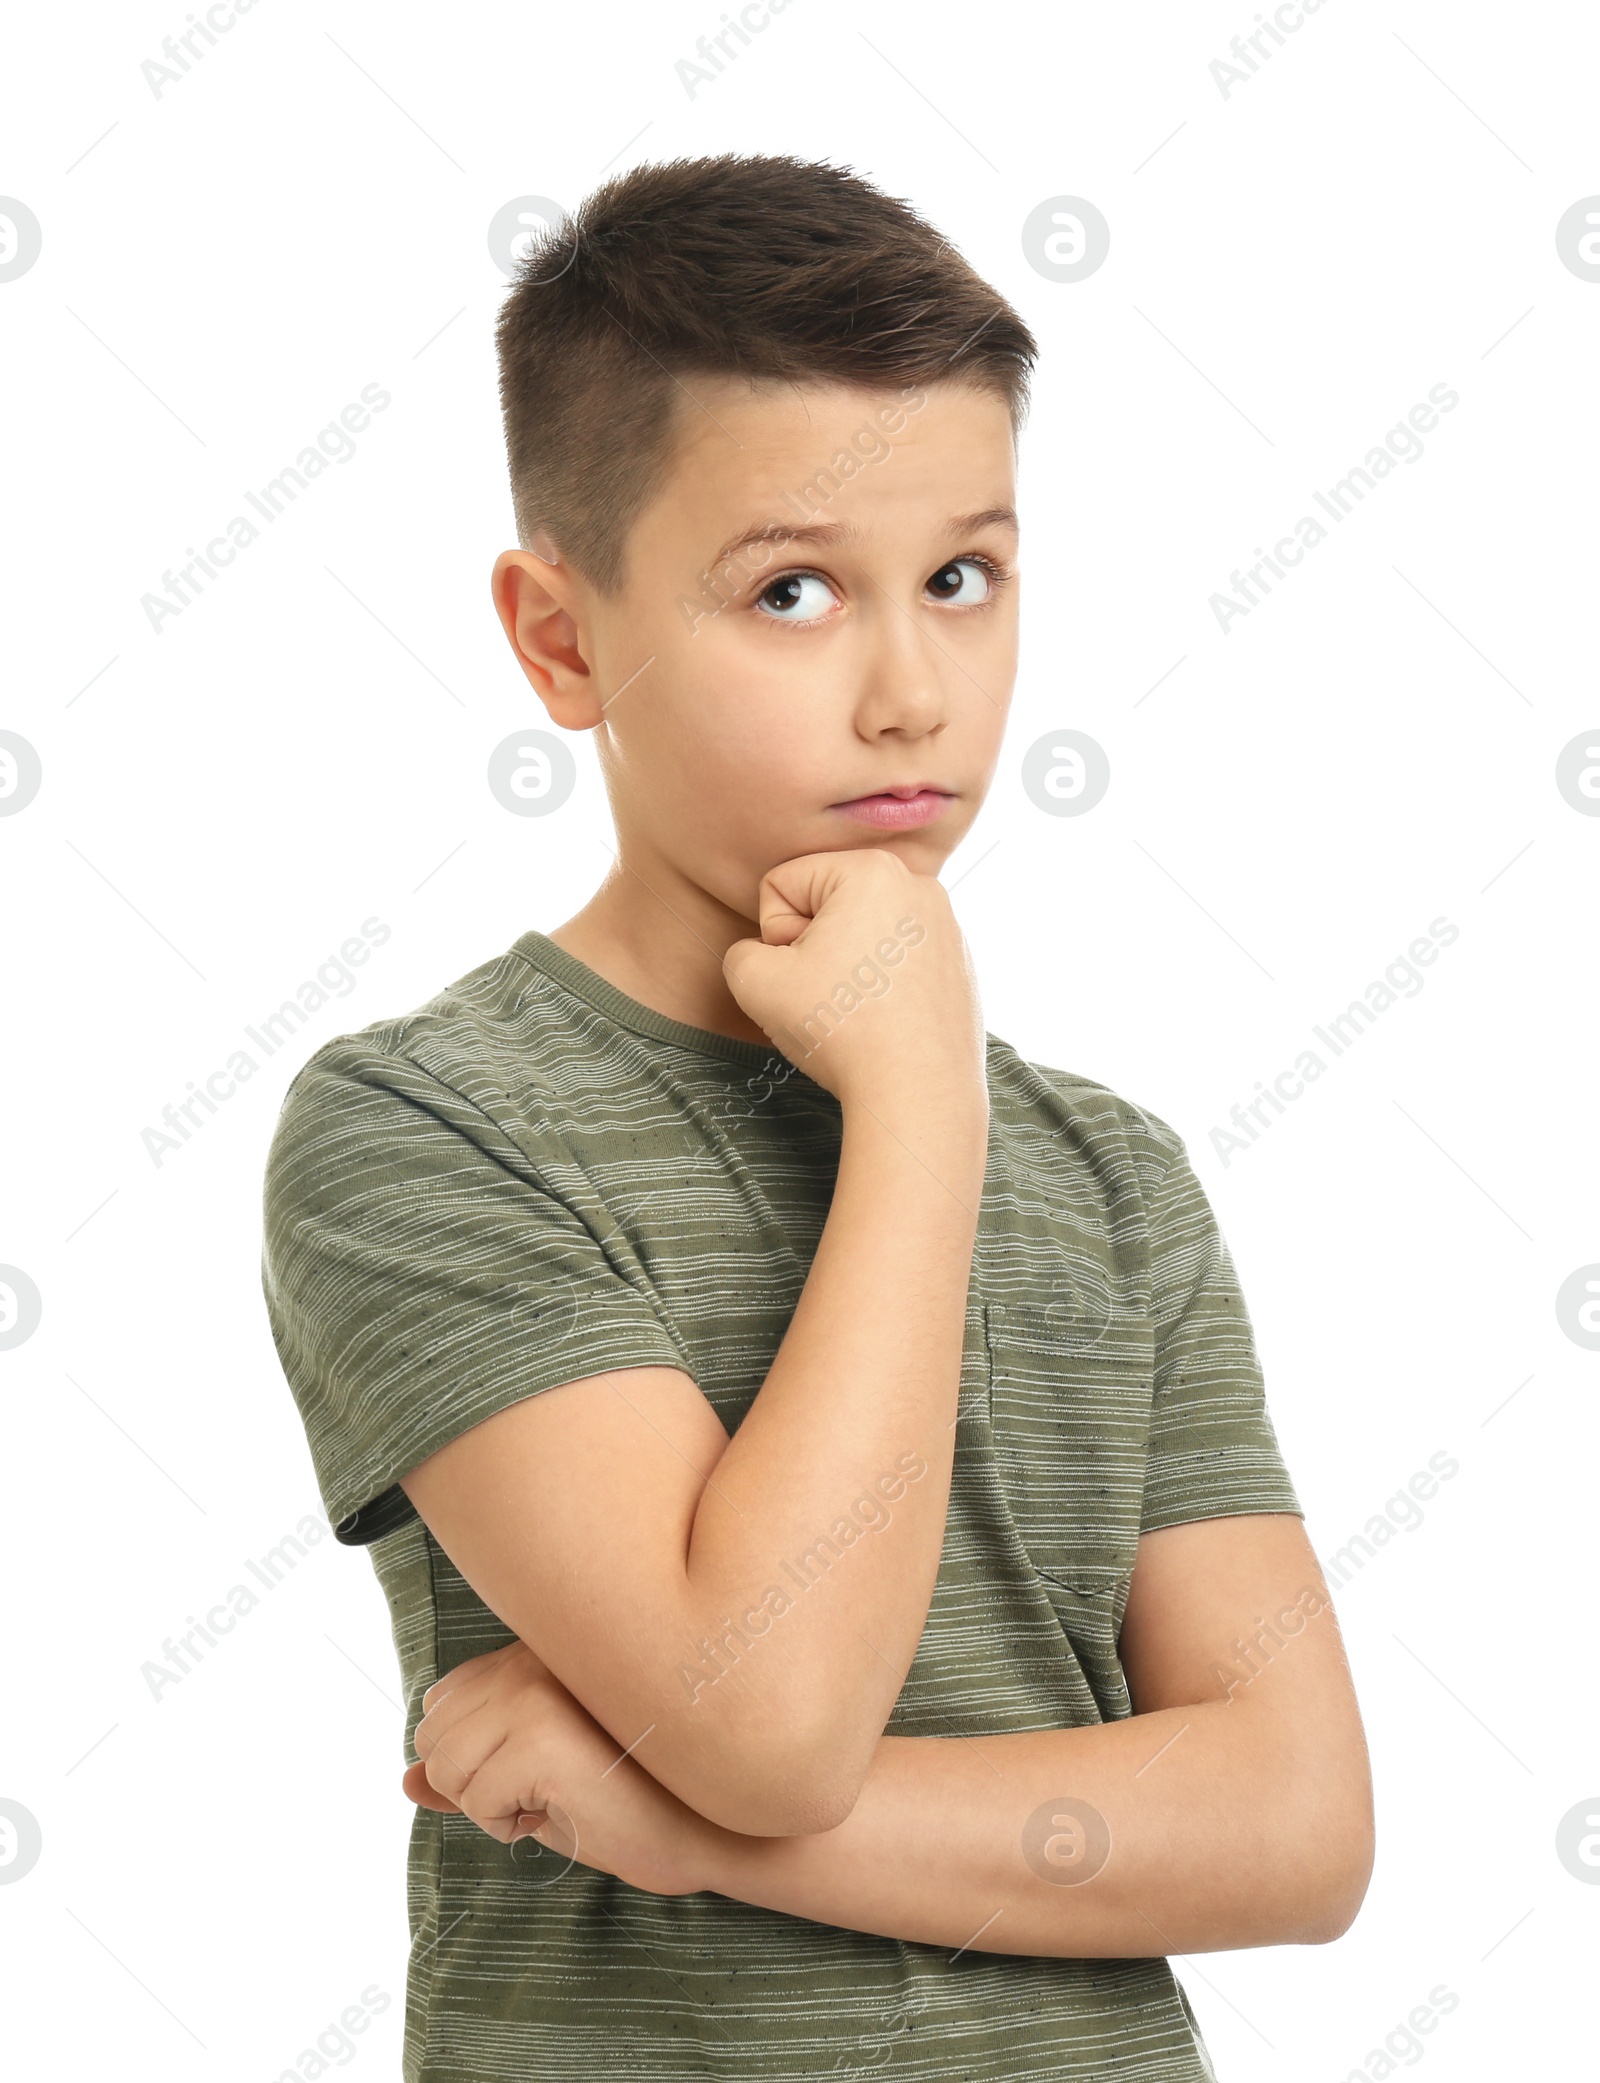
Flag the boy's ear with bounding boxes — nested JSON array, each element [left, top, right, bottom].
[[490, 548, 601, 728]]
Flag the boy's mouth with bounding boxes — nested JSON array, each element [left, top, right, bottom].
[[829, 786, 954, 831]]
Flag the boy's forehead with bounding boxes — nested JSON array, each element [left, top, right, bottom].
[[652, 376, 1015, 539]]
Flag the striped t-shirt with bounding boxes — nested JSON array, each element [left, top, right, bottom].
[[261, 926, 1301, 2082]]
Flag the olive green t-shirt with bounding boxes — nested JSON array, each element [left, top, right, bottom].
[[261, 927, 1301, 2083]]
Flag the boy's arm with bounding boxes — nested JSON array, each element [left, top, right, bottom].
[[399, 851, 989, 1839], [692, 1511, 1374, 1953]]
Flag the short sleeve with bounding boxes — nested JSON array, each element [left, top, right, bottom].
[[261, 1047, 688, 1545], [1139, 1126, 1301, 1534]]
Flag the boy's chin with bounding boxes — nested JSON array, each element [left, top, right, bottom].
[[827, 824, 964, 873], [748, 827, 960, 880]]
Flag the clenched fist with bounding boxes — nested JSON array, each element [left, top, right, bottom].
[[722, 849, 987, 1122]]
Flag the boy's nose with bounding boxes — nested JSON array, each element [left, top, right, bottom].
[[850, 602, 952, 739], [855, 678, 946, 740]]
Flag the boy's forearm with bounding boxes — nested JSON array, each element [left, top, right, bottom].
[[694, 1700, 1372, 1956], [677, 1095, 987, 1821]]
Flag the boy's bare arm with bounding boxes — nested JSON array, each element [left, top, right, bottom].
[[399, 849, 989, 1838], [692, 1513, 1375, 1953]]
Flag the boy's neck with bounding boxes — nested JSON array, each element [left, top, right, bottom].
[[545, 857, 772, 1050]]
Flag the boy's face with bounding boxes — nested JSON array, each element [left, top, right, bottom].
[[499, 377, 1018, 921]]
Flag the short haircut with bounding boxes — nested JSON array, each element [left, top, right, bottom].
[[494, 154, 1037, 592]]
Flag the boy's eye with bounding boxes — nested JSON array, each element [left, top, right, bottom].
[[755, 572, 836, 623], [925, 558, 992, 606]]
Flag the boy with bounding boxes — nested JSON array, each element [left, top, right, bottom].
[[262, 154, 1372, 2081]]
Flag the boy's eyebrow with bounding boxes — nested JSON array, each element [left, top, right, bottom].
[[710, 506, 1018, 572]]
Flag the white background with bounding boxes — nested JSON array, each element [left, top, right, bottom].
[[2, 1, 1596, 2076]]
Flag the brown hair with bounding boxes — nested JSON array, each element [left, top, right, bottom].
[[494, 154, 1036, 592]]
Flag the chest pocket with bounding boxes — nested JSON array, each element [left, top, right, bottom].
[[984, 1300, 1155, 1594]]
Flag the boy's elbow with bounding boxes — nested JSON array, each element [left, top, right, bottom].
[[749, 1778, 860, 1838], [1301, 1831, 1375, 1944], [688, 1771, 857, 1839], [676, 1728, 862, 1838], [773, 1714, 875, 1834], [1286, 1789, 1375, 1945]]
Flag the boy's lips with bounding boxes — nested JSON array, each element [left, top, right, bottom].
[[829, 786, 954, 831]]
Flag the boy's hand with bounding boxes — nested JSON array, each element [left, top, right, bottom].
[[722, 849, 986, 1119], [402, 1641, 719, 1898]]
